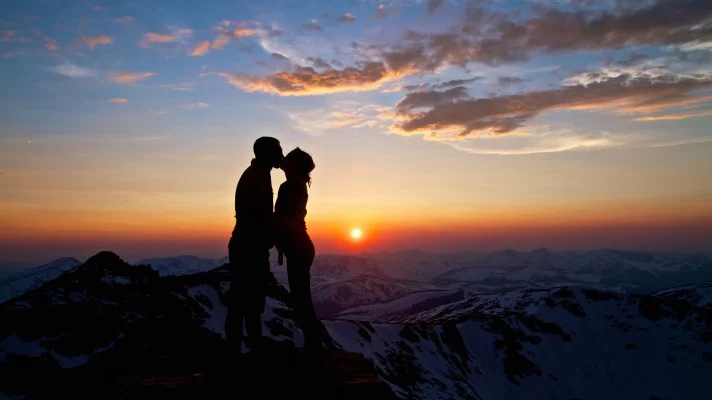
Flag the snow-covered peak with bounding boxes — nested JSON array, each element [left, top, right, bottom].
[[0, 256, 81, 304]]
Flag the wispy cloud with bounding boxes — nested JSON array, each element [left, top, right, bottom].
[[82, 35, 113, 49], [107, 98, 129, 104], [161, 82, 196, 92], [197, 23, 257, 56], [301, 19, 322, 33], [139, 28, 193, 48], [1, 29, 31, 43], [108, 71, 155, 84], [189, 41, 210, 56], [284, 103, 389, 135], [179, 102, 209, 109], [338, 13, 356, 23], [634, 111, 712, 121], [49, 62, 96, 78], [115, 16, 134, 24], [140, 32, 176, 47]]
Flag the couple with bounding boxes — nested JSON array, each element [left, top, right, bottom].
[[225, 136, 329, 355]]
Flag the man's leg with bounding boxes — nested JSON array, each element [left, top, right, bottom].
[[225, 236, 244, 354], [244, 308, 263, 352], [225, 289, 244, 354], [243, 247, 269, 352]]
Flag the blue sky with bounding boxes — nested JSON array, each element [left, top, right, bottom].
[[1, 0, 711, 263]]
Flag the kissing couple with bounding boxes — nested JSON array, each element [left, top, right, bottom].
[[224, 136, 331, 355]]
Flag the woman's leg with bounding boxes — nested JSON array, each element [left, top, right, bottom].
[[287, 238, 321, 350]]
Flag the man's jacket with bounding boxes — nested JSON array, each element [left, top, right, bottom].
[[232, 158, 274, 248]]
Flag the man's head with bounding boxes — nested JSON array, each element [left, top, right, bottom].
[[253, 136, 283, 169]]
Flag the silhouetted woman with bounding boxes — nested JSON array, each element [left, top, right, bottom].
[[275, 148, 331, 353]]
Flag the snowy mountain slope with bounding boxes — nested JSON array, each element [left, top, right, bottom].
[[310, 275, 444, 317], [0, 257, 81, 304], [652, 282, 712, 309], [333, 289, 465, 322], [326, 286, 712, 399]]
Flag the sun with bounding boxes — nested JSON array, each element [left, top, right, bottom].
[[350, 228, 363, 240]]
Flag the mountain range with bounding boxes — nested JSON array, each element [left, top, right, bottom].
[[1, 250, 710, 399], [3, 248, 710, 318]]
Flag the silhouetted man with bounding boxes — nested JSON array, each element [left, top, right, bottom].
[[226, 137, 283, 354]]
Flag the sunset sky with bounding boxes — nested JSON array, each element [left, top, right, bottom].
[[1, 0, 711, 264]]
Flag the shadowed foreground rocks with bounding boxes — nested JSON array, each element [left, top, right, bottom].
[[18, 349, 397, 399], [0, 251, 397, 399]]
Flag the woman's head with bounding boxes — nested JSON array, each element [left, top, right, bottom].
[[282, 147, 315, 185]]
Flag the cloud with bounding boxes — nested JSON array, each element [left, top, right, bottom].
[[220, 62, 406, 95], [498, 76, 527, 86], [437, 128, 617, 155], [161, 82, 196, 92], [1, 29, 30, 43], [338, 13, 356, 23], [179, 102, 210, 109], [233, 28, 255, 38], [307, 57, 331, 69], [49, 62, 96, 78], [210, 34, 232, 50], [221, 0, 712, 101], [107, 98, 128, 103], [375, 4, 393, 19], [139, 28, 193, 48], [405, 77, 482, 91], [1, 52, 17, 59], [271, 52, 290, 61], [44, 42, 58, 51], [427, 0, 445, 14], [199, 65, 213, 77], [197, 25, 257, 55], [0, 30, 14, 42], [115, 16, 134, 24], [302, 19, 323, 33], [140, 33, 176, 47], [363, 0, 712, 77], [108, 71, 155, 84], [390, 71, 712, 137], [82, 35, 113, 49], [634, 111, 712, 121], [285, 103, 390, 135], [189, 41, 210, 56]]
